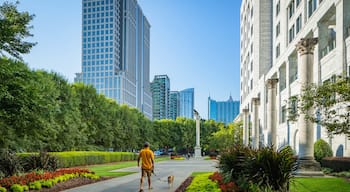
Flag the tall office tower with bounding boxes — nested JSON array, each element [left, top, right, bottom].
[[208, 96, 240, 125], [169, 91, 180, 120], [151, 75, 170, 120], [179, 88, 194, 119], [79, 0, 152, 119], [239, 0, 350, 156]]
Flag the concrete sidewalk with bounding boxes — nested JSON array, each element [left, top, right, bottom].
[[63, 158, 218, 192]]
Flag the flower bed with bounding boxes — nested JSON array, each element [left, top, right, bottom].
[[172, 156, 185, 160], [209, 172, 239, 192], [175, 172, 239, 192], [0, 168, 100, 191]]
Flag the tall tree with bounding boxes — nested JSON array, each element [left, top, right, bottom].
[[0, 1, 36, 59], [289, 77, 350, 136], [208, 121, 242, 152]]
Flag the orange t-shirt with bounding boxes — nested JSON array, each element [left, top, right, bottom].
[[139, 147, 154, 170]]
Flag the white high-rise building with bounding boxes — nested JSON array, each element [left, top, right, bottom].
[[240, 0, 350, 158], [78, 0, 152, 119]]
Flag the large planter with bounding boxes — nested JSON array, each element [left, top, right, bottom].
[[209, 155, 217, 160], [209, 151, 218, 160]]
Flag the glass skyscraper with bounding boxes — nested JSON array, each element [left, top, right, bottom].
[[169, 91, 180, 120], [208, 96, 240, 125], [151, 75, 170, 120], [179, 88, 194, 119], [78, 0, 152, 119]]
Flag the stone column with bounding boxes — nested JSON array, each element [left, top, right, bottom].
[[193, 110, 202, 158], [243, 108, 249, 146], [267, 79, 278, 150], [195, 116, 200, 147], [295, 38, 322, 174], [346, 34, 350, 72], [252, 98, 260, 149]]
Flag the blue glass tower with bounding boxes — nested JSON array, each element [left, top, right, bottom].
[[179, 88, 194, 119], [78, 0, 152, 119], [208, 96, 240, 124]]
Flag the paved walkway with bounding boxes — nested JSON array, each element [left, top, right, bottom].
[[64, 158, 218, 192]]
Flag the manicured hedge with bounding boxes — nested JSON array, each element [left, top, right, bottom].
[[321, 157, 350, 172], [19, 151, 137, 168]]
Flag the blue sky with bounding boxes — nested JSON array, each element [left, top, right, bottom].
[[17, 0, 241, 119]]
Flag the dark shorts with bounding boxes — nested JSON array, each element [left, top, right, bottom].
[[141, 169, 152, 177]]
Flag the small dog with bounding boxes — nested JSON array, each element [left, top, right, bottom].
[[167, 175, 174, 188]]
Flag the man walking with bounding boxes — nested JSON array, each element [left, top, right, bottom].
[[137, 142, 154, 192]]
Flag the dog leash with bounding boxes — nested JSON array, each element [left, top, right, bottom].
[[152, 167, 156, 176]]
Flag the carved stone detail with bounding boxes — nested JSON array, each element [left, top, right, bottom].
[[267, 78, 279, 89], [296, 38, 318, 56], [252, 97, 260, 105]]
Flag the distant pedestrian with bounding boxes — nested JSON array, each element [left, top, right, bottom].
[[187, 152, 190, 160], [137, 142, 154, 192]]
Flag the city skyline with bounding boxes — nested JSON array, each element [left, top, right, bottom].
[[208, 96, 240, 125], [17, 0, 241, 119], [78, 0, 152, 119]]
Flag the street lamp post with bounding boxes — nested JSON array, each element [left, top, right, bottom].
[[194, 109, 202, 159]]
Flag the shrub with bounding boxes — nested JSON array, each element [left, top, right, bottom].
[[0, 150, 23, 177], [10, 184, 23, 192], [80, 173, 100, 180], [314, 139, 333, 162], [218, 145, 296, 192], [40, 180, 53, 188], [29, 181, 41, 190], [247, 146, 296, 191], [322, 167, 333, 174], [218, 145, 252, 187], [22, 185, 28, 191], [332, 171, 350, 178], [47, 151, 137, 167], [186, 173, 221, 192], [0, 187, 6, 192], [321, 157, 350, 172], [21, 151, 58, 172]]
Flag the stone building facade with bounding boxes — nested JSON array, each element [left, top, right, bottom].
[[239, 0, 350, 158]]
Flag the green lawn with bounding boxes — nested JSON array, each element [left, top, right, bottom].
[[86, 156, 170, 177], [290, 177, 350, 192]]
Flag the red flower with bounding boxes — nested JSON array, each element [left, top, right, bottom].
[[209, 172, 239, 192]]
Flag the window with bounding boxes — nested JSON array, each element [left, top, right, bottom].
[[308, 0, 317, 17], [276, 43, 280, 58], [296, 0, 301, 6], [281, 106, 287, 123], [290, 99, 297, 115], [296, 14, 302, 33], [289, 25, 295, 43], [276, 1, 280, 16], [276, 22, 280, 37], [288, 0, 295, 18]]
